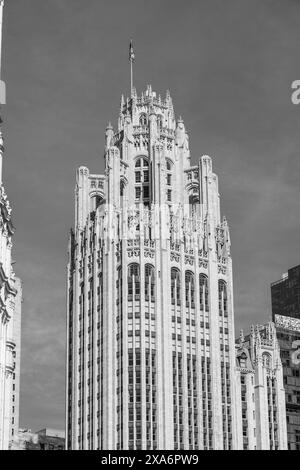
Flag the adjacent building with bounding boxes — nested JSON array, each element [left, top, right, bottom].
[[271, 266, 300, 450], [0, 0, 22, 451], [235, 323, 287, 450], [10, 428, 39, 451], [11, 428, 65, 451], [66, 85, 241, 450], [271, 266, 300, 321]]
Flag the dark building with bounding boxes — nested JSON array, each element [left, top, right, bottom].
[[271, 266, 300, 450], [271, 265, 300, 320]]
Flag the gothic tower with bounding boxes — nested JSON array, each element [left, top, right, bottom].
[[66, 85, 238, 450]]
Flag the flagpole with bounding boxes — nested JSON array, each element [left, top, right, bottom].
[[130, 57, 133, 97], [129, 40, 135, 98]]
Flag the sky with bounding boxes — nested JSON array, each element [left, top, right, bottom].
[[2, 0, 300, 432]]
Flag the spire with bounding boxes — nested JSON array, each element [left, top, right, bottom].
[[129, 40, 135, 98], [255, 325, 261, 347], [175, 116, 186, 147], [131, 86, 137, 99], [120, 94, 125, 112], [239, 329, 245, 345], [105, 122, 114, 149]]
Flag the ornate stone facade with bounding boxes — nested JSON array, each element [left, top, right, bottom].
[[235, 323, 287, 450], [0, 183, 22, 450], [66, 86, 241, 450]]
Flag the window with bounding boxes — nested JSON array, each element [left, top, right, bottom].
[[218, 280, 228, 317], [90, 194, 102, 212], [199, 274, 209, 311], [166, 160, 173, 203], [263, 353, 272, 369], [140, 113, 148, 126], [145, 265, 155, 302], [171, 268, 181, 305], [239, 353, 247, 369], [143, 186, 150, 199], [185, 271, 195, 308], [128, 264, 140, 300], [120, 180, 125, 197], [157, 115, 163, 132], [135, 187, 141, 200], [135, 171, 141, 183], [135, 158, 150, 205]]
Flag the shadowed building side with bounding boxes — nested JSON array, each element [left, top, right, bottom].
[[271, 266, 300, 450]]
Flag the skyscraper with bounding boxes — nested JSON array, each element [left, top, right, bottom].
[[271, 266, 300, 321], [271, 266, 300, 450], [0, 0, 22, 451], [235, 323, 287, 450], [66, 84, 241, 450]]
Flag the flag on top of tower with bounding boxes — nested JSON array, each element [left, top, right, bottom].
[[129, 40, 135, 62]]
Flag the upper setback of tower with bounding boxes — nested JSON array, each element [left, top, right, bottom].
[[104, 86, 220, 211], [75, 86, 230, 257]]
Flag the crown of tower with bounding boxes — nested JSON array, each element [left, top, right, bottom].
[[119, 86, 175, 123]]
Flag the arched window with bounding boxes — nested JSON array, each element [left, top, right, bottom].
[[90, 194, 103, 212], [139, 113, 148, 126], [218, 280, 228, 317], [263, 353, 272, 369], [128, 264, 140, 300], [189, 194, 198, 217], [166, 160, 173, 203], [120, 179, 126, 197], [135, 157, 150, 206], [145, 264, 155, 302], [171, 268, 181, 305], [185, 271, 195, 308], [199, 274, 209, 311]]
